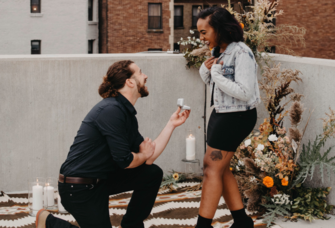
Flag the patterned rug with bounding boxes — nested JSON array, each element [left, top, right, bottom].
[[0, 183, 272, 228]]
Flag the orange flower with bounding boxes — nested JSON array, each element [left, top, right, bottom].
[[281, 178, 289, 186], [263, 176, 274, 188], [240, 23, 244, 29]]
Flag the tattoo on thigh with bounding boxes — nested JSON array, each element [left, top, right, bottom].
[[210, 150, 223, 161]]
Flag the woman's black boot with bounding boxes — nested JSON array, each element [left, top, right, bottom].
[[195, 214, 213, 228], [230, 208, 254, 228]]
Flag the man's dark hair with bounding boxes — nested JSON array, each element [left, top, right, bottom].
[[197, 7, 244, 45], [99, 60, 134, 98]]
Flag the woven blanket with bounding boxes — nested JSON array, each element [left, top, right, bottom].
[[0, 183, 273, 228]]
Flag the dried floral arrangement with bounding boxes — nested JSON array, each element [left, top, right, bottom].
[[178, 0, 306, 68], [230, 64, 335, 226], [159, 171, 203, 193]]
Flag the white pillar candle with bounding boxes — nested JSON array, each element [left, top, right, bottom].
[[32, 184, 43, 211], [44, 185, 54, 207], [186, 134, 196, 160], [57, 193, 66, 212]]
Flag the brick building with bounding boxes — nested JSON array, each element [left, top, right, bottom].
[[276, 0, 335, 60], [173, 0, 251, 51], [99, 0, 174, 53]]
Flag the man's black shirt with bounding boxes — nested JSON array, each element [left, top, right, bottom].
[[60, 94, 144, 179]]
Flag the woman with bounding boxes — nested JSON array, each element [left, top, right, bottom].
[[195, 7, 261, 228]]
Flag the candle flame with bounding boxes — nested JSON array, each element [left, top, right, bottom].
[[188, 134, 193, 138]]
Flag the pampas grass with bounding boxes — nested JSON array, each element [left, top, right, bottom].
[[288, 128, 302, 143], [289, 101, 303, 127]]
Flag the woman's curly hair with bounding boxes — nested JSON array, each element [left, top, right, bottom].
[[197, 7, 244, 45], [98, 60, 134, 98]]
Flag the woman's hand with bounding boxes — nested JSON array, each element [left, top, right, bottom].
[[204, 57, 216, 70], [213, 58, 224, 65], [168, 107, 191, 128]]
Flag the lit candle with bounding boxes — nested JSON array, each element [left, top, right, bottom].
[[57, 193, 66, 212], [32, 183, 43, 211], [44, 184, 55, 207], [186, 134, 196, 160]]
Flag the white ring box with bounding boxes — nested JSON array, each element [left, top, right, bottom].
[[177, 98, 191, 110], [177, 98, 184, 107]]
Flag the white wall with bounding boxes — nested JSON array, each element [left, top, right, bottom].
[[0, 0, 99, 54]]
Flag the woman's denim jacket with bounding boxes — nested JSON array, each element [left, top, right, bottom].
[[199, 41, 261, 113]]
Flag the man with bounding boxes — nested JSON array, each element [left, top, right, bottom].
[[36, 60, 191, 228]]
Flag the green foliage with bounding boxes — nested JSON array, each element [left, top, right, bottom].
[[294, 136, 335, 185], [290, 185, 333, 222], [160, 172, 186, 188], [262, 202, 291, 227], [160, 175, 178, 188], [183, 50, 207, 69]]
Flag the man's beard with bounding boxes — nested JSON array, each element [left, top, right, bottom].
[[135, 79, 149, 97]]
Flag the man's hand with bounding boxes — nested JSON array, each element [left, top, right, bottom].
[[204, 56, 215, 70], [139, 137, 156, 159], [169, 107, 191, 128]]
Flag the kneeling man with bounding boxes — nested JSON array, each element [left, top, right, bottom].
[[36, 60, 190, 228]]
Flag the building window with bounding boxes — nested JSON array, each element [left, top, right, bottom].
[[174, 6, 183, 28], [203, 5, 210, 9], [88, 0, 93, 21], [174, 43, 180, 52], [265, 46, 276, 53], [192, 6, 201, 28], [31, 0, 41, 13], [148, 3, 162, 29], [31, 40, 41, 54], [88, 40, 94, 54], [148, 48, 162, 51]]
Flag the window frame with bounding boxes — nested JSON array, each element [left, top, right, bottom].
[[31, 40, 41, 55], [174, 5, 184, 29], [31, 0, 41, 13], [192, 5, 201, 28], [148, 3, 162, 30]]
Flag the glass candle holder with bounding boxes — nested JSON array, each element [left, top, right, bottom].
[[28, 177, 45, 216], [182, 159, 200, 174], [186, 130, 196, 160], [44, 177, 57, 210]]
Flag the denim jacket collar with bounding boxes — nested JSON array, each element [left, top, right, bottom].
[[211, 42, 238, 57]]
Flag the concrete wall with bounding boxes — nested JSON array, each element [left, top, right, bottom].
[[1, 53, 335, 206], [0, 0, 99, 54], [0, 54, 205, 192]]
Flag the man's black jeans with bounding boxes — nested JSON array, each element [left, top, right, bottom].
[[46, 164, 163, 228]]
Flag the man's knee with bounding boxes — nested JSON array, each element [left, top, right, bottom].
[[145, 164, 163, 183]]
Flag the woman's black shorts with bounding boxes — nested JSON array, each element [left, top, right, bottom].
[[207, 108, 257, 152]]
